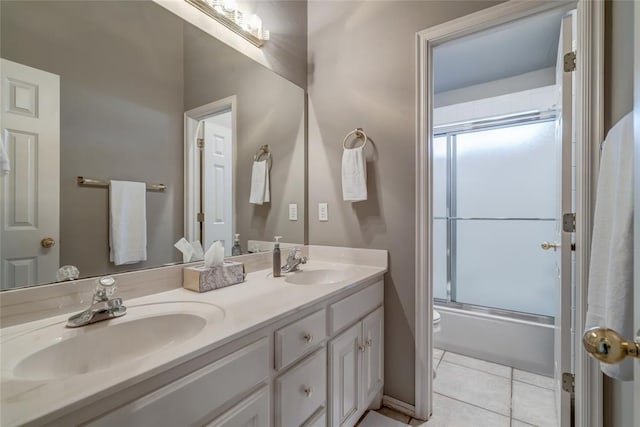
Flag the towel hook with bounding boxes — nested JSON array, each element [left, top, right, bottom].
[[343, 128, 368, 150]]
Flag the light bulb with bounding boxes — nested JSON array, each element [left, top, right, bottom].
[[248, 14, 262, 37], [222, 0, 236, 13]]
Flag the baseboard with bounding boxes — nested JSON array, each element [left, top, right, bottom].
[[381, 395, 415, 419]]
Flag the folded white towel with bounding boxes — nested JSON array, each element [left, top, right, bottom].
[[109, 180, 147, 265], [0, 133, 10, 176], [342, 146, 367, 201], [585, 112, 634, 381], [249, 160, 270, 204]]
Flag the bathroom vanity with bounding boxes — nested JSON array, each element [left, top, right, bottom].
[[0, 246, 387, 427]]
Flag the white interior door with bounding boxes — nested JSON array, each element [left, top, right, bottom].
[[203, 111, 233, 254], [0, 58, 59, 289], [553, 13, 574, 426]]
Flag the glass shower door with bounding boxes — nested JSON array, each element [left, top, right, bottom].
[[435, 120, 559, 317]]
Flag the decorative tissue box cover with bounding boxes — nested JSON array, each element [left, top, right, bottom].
[[183, 261, 245, 292]]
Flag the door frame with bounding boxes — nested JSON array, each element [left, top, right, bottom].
[[633, 0, 639, 423], [414, 1, 604, 423], [184, 95, 237, 243]]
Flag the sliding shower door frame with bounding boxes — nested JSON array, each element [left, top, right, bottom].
[[434, 115, 557, 321]]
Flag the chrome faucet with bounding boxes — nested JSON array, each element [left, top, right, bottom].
[[282, 247, 307, 273], [66, 276, 127, 328]]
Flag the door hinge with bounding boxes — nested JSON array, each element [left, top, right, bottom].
[[197, 212, 204, 222], [564, 51, 576, 72], [563, 213, 576, 233], [562, 372, 575, 394], [197, 138, 204, 150]]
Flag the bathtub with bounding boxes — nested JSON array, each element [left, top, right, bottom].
[[433, 304, 554, 376]]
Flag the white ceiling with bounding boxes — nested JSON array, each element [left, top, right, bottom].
[[433, 7, 568, 94]]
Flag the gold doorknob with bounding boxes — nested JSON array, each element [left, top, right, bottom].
[[540, 241, 560, 251], [583, 327, 640, 364], [41, 237, 55, 248]]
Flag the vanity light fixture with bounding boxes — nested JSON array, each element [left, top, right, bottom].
[[185, 0, 269, 47]]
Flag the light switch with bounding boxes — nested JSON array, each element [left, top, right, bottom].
[[318, 203, 328, 222], [289, 203, 298, 221]]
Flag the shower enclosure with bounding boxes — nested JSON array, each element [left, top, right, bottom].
[[433, 115, 559, 322]]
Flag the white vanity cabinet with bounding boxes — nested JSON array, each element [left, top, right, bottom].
[[80, 278, 384, 427], [328, 282, 384, 427]]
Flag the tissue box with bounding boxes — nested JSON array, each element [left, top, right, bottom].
[[183, 261, 245, 293]]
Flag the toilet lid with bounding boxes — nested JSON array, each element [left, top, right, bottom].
[[433, 310, 441, 324]]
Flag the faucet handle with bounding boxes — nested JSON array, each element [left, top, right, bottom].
[[94, 276, 116, 302]]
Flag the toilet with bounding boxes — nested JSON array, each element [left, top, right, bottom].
[[433, 310, 441, 335]]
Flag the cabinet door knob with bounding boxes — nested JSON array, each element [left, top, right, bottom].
[[359, 344, 366, 353], [303, 387, 312, 397], [366, 338, 372, 348], [41, 237, 55, 248], [303, 333, 313, 343]]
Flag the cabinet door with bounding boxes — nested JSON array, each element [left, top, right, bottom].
[[361, 307, 384, 408], [329, 323, 361, 426], [206, 386, 269, 427]]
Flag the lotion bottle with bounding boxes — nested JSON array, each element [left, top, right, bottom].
[[273, 236, 282, 277], [232, 234, 242, 256]]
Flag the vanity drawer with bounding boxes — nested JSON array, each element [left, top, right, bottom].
[[89, 338, 269, 427], [275, 349, 326, 427], [275, 309, 326, 370], [329, 280, 383, 334]]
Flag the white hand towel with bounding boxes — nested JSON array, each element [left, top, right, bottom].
[[0, 133, 10, 176], [249, 160, 270, 204], [109, 180, 147, 266], [342, 146, 367, 201], [585, 112, 634, 381]]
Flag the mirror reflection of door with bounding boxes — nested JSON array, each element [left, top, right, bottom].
[[202, 110, 233, 255], [1, 58, 60, 289]]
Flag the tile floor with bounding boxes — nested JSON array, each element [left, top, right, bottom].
[[374, 349, 558, 427]]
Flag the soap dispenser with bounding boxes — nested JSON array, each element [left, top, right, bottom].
[[232, 234, 242, 256], [273, 236, 282, 277]]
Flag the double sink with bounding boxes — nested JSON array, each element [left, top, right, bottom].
[[1, 264, 354, 382]]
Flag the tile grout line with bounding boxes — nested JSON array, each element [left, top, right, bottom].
[[438, 358, 512, 380], [432, 391, 511, 420], [509, 367, 514, 427], [512, 377, 555, 391]]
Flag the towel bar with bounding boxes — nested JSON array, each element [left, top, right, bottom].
[[77, 176, 166, 192]]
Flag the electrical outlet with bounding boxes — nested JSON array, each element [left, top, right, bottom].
[[318, 203, 328, 221], [289, 203, 298, 221]]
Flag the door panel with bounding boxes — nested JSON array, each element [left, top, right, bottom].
[[203, 111, 233, 254], [329, 323, 360, 427], [1, 58, 59, 289], [361, 307, 384, 408]]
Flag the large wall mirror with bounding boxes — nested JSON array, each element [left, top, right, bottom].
[[0, 0, 306, 290]]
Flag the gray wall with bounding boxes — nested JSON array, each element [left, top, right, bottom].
[[1, 1, 185, 278], [184, 24, 306, 248], [307, 0, 501, 404], [602, 0, 634, 426], [240, 0, 308, 89]]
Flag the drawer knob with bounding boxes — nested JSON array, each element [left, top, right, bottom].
[[303, 387, 313, 397], [303, 333, 313, 343]]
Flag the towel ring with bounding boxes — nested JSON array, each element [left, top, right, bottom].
[[343, 128, 368, 150], [254, 144, 271, 162]]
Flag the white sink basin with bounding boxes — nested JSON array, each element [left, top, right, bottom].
[[284, 268, 353, 285], [2, 301, 225, 381]]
